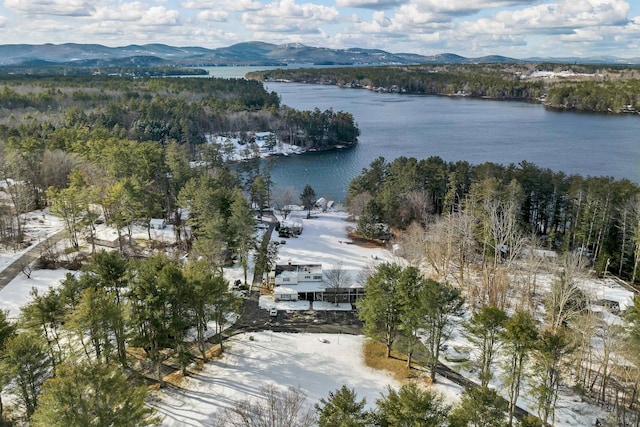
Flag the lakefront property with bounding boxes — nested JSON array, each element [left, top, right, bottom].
[[268, 262, 365, 304]]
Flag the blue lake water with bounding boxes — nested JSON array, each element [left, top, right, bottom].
[[264, 82, 640, 203], [201, 66, 640, 203]]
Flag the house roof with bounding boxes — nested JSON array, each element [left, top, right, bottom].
[[274, 263, 322, 276]]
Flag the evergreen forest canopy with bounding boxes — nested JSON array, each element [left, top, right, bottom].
[[0, 74, 357, 261], [347, 156, 640, 284], [248, 62, 640, 114], [0, 72, 360, 424]]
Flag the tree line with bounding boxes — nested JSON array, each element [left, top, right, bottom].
[[0, 74, 357, 252], [248, 62, 640, 114], [349, 156, 640, 283], [348, 155, 640, 425], [0, 250, 238, 425]]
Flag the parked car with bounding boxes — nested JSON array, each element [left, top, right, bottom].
[[269, 308, 278, 317]]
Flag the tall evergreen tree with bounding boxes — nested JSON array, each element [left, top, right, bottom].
[[300, 184, 317, 218], [2, 332, 51, 419], [448, 386, 508, 427], [358, 263, 404, 358], [31, 362, 159, 427], [501, 311, 538, 426], [229, 189, 256, 286], [374, 383, 450, 427], [0, 310, 16, 420], [465, 305, 508, 389], [128, 254, 175, 387], [85, 250, 130, 367], [315, 385, 368, 427], [422, 279, 464, 383]]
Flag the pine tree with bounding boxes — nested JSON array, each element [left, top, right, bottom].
[[501, 311, 538, 426], [358, 263, 404, 358], [374, 383, 449, 427], [300, 184, 316, 218], [448, 387, 508, 427], [31, 362, 159, 426], [2, 332, 51, 419], [229, 189, 256, 286], [0, 310, 16, 420], [465, 305, 507, 389], [422, 279, 464, 383], [315, 385, 368, 427]]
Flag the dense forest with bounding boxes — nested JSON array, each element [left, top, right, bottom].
[[347, 156, 640, 283], [0, 74, 356, 424], [0, 64, 209, 77], [348, 156, 640, 426], [0, 74, 358, 156], [247, 63, 640, 114]]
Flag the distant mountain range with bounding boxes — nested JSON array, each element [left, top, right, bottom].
[[1, 42, 639, 67]]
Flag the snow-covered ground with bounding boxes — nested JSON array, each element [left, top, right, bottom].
[[0, 209, 64, 274], [525, 70, 598, 79], [152, 332, 402, 426], [258, 210, 398, 311], [0, 207, 633, 425], [200, 133, 304, 164], [0, 268, 72, 320]]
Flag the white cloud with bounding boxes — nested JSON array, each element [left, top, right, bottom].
[[93, 3, 180, 26], [139, 6, 180, 25], [242, 0, 339, 34], [492, 0, 630, 33], [4, 0, 93, 16], [559, 28, 604, 42], [0, 15, 6, 26], [181, 0, 261, 12], [196, 10, 229, 22], [335, 0, 406, 10]]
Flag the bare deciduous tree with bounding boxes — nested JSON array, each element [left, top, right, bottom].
[[396, 221, 427, 267], [272, 186, 297, 219], [347, 191, 372, 220], [219, 384, 315, 427], [20, 262, 33, 279], [324, 261, 353, 306], [546, 253, 588, 332]]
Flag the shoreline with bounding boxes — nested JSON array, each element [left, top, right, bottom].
[[264, 78, 640, 116]]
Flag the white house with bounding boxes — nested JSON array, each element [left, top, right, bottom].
[[268, 263, 365, 304], [271, 264, 323, 286]]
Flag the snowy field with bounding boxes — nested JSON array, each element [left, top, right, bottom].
[[152, 332, 403, 426], [0, 268, 71, 320], [0, 209, 64, 273]]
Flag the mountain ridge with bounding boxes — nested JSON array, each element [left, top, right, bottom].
[[1, 41, 639, 67]]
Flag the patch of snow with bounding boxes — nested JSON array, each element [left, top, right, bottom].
[[153, 332, 400, 426], [0, 268, 72, 320]]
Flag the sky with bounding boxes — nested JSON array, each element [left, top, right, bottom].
[[0, 0, 639, 59]]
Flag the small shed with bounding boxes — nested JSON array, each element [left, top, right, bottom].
[[150, 218, 166, 229]]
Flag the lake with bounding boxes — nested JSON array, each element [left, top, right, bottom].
[[265, 82, 640, 203], [202, 67, 640, 203]]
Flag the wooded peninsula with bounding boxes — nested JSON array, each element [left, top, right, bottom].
[[247, 62, 640, 114]]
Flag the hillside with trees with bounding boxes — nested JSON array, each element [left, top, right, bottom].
[[348, 156, 640, 282], [348, 156, 640, 425], [0, 73, 359, 424], [248, 63, 640, 114]]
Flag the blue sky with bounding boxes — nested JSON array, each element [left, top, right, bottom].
[[0, 0, 639, 58]]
